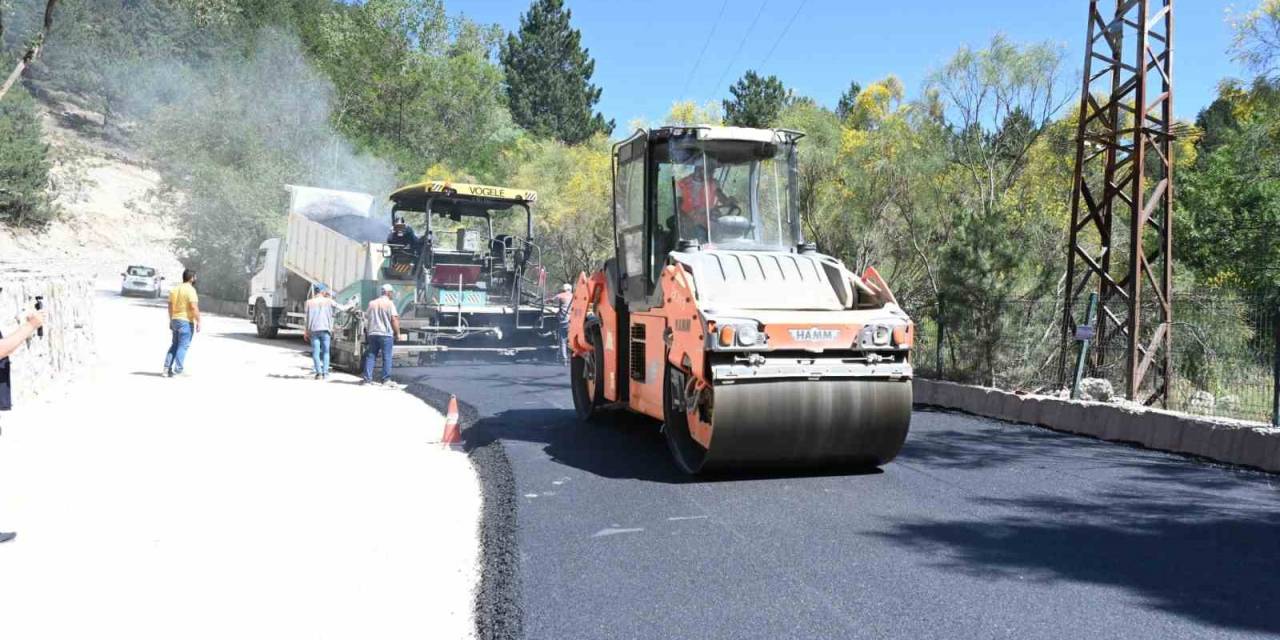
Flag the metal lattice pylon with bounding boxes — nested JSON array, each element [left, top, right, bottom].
[[1061, 0, 1174, 404]]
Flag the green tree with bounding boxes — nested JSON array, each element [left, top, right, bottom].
[[722, 69, 785, 128], [312, 0, 514, 180], [1179, 80, 1280, 294], [507, 134, 613, 283], [500, 0, 611, 144], [1231, 0, 1280, 79], [834, 76, 951, 310], [924, 36, 1069, 383], [665, 99, 723, 125], [0, 85, 54, 227], [834, 79, 861, 120], [1195, 92, 1239, 158]]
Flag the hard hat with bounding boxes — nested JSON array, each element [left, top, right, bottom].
[[562, 284, 572, 292], [381, 284, 394, 294]]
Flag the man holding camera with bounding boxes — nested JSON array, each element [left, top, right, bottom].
[[0, 309, 46, 544]]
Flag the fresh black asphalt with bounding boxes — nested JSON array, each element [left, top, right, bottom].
[[401, 362, 1280, 640]]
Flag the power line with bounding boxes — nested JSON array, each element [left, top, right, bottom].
[[709, 0, 770, 102], [757, 0, 807, 71], [681, 0, 732, 98]]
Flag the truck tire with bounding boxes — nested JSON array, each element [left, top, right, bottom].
[[254, 301, 279, 339]]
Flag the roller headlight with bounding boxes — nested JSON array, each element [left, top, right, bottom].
[[872, 325, 891, 346], [860, 324, 894, 348], [716, 322, 764, 348], [736, 325, 761, 346]]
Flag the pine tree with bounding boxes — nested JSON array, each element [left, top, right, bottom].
[[722, 70, 785, 128], [500, 0, 612, 144], [835, 80, 862, 120], [0, 86, 54, 227]]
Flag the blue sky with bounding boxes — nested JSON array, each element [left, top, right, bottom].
[[455, 0, 1249, 128]]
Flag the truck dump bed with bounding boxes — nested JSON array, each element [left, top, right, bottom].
[[281, 185, 387, 295]]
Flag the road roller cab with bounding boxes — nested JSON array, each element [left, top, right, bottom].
[[568, 125, 915, 474]]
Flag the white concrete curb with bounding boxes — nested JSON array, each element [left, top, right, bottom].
[[914, 379, 1280, 473]]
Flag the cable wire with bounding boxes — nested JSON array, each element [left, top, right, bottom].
[[681, 0, 731, 97], [709, 0, 770, 101], [757, 0, 807, 70]]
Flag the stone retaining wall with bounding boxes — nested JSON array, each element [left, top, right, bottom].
[[914, 378, 1280, 473], [0, 265, 96, 408]]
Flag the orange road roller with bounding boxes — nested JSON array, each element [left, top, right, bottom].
[[568, 126, 914, 474]]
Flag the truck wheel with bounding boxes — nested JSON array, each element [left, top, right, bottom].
[[571, 326, 604, 422], [254, 302, 279, 339]]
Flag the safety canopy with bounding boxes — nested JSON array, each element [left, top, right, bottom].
[[390, 181, 537, 212]]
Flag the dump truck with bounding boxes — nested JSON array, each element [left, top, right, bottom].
[[250, 182, 556, 369], [249, 185, 386, 338], [568, 126, 915, 474]]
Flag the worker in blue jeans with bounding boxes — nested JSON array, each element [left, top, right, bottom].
[[361, 284, 400, 385], [304, 284, 342, 380], [164, 269, 200, 377]]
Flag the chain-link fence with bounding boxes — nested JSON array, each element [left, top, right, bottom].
[[905, 293, 1279, 424]]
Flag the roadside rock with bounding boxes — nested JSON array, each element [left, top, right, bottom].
[[1188, 389, 1216, 414], [1216, 394, 1240, 414], [1079, 377, 1114, 402]]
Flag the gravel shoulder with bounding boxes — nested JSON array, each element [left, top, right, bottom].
[[0, 288, 480, 639]]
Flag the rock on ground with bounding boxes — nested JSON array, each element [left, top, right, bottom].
[[1079, 377, 1115, 402]]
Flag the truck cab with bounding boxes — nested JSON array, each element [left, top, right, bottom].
[[248, 238, 284, 322]]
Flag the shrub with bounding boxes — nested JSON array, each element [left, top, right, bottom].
[[0, 85, 55, 227]]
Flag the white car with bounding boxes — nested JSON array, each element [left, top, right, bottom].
[[120, 265, 164, 298]]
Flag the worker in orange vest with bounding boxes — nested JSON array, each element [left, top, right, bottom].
[[676, 156, 720, 244]]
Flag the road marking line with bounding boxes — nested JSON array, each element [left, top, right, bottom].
[[591, 527, 644, 538]]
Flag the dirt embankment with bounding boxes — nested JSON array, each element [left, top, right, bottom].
[[0, 97, 182, 280]]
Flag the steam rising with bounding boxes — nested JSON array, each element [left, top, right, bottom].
[[51, 25, 400, 297]]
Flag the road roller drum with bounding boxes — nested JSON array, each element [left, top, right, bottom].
[[663, 378, 913, 474]]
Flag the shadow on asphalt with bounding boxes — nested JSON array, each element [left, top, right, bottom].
[[218, 332, 306, 348], [885, 409, 1280, 635], [129, 371, 166, 378], [409, 362, 900, 484], [902, 408, 1166, 470], [874, 489, 1280, 634], [462, 406, 885, 485]]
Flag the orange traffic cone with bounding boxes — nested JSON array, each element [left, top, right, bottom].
[[441, 395, 463, 450]]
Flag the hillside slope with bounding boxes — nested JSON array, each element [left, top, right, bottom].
[[0, 98, 182, 280]]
